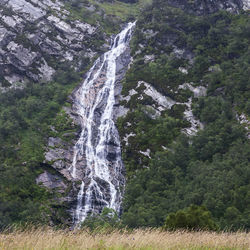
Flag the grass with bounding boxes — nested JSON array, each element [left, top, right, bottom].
[[63, 0, 153, 34], [97, 0, 138, 20], [91, 0, 152, 21], [0, 228, 249, 249]]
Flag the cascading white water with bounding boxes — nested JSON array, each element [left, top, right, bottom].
[[68, 22, 136, 224]]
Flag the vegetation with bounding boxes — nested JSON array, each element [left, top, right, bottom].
[[163, 205, 218, 231], [62, 0, 151, 34], [81, 208, 122, 233], [0, 227, 249, 249], [119, 0, 250, 231], [0, 65, 81, 229], [0, 0, 249, 233]]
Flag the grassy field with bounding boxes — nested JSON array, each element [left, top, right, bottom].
[[0, 228, 249, 249]]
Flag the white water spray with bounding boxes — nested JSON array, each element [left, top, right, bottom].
[[68, 22, 136, 224]]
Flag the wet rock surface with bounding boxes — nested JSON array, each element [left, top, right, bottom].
[[36, 171, 68, 193], [44, 24, 135, 223]]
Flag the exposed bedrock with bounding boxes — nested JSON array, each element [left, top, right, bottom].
[[0, 0, 105, 90], [43, 23, 135, 223]]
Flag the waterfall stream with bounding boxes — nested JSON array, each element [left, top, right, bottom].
[[68, 22, 136, 225]]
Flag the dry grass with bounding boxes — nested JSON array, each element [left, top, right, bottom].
[[0, 227, 249, 250]]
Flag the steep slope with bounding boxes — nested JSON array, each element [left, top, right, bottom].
[[118, 0, 250, 229], [45, 22, 136, 225], [0, 0, 109, 90], [0, 0, 137, 227], [0, 0, 145, 90]]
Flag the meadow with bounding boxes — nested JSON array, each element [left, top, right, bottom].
[[0, 228, 249, 250]]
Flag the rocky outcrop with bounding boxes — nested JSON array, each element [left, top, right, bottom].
[[242, 0, 250, 9], [45, 135, 78, 181], [36, 167, 78, 225], [36, 170, 68, 193], [236, 113, 250, 139], [41, 130, 80, 216], [0, 0, 104, 90], [119, 80, 206, 136]]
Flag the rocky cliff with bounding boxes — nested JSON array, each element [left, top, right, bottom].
[[0, 0, 108, 91], [0, 0, 125, 226], [43, 23, 135, 223]]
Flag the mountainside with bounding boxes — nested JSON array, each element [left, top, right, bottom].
[[0, 0, 134, 227], [119, 0, 250, 229], [0, 0, 249, 230], [0, 0, 132, 91]]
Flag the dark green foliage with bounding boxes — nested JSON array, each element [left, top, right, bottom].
[[122, 55, 189, 101], [117, 107, 185, 177], [81, 208, 122, 233], [0, 67, 81, 229], [163, 205, 218, 231], [120, 0, 250, 231], [122, 135, 250, 230], [0, 162, 52, 229]]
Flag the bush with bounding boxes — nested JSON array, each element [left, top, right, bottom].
[[163, 205, 218, 231], [81, 208, 122, 233]]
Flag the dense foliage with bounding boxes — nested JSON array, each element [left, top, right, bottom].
[[163, 205, 218, 231], [120, 0, 250, 231], [81, 208, 122, 233], [0, 65, 81, 229]]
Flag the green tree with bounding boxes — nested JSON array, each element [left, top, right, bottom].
[[163, 205, 218, 231]]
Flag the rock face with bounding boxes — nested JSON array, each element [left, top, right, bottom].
[[242, 0, 250, 10], [36, 171, 68, 193], [0, 0, 102, 89], [44, 23, 135, 224], [45, 136, 78, 181], [166, 0, 246, 15]]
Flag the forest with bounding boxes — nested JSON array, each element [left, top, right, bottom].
[[118, 0, 250, 231]]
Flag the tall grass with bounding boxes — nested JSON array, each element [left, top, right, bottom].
[[0, 227, 249, 249]]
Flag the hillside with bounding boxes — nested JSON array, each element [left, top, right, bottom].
[[0, 0, 249, 231], [119, 0, 250, 230]]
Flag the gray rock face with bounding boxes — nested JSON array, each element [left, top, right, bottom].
[[45, 135, 78, 181], [36, 171, 67, 193], [242, 0, 250, 9], [6, 0, 46, 20], [44, 28, 134, 222], [7, 42, 38, 68], [0, 0, 102, 89]]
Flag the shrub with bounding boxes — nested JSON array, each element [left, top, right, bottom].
[[163, 205, 218, 231]]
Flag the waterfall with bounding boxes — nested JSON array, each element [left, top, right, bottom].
[[68, 22, 136, 225]]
